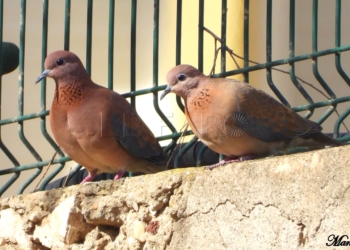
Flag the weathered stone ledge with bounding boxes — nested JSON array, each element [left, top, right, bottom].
[[0, 145, 349, 249]]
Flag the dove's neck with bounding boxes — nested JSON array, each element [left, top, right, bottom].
[[53, 77, 93, 106]]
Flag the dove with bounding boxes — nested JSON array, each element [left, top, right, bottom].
[[160, 64, 342, 169], [36, 50, 168, 183]]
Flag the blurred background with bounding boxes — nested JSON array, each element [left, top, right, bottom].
[[0, 0, 349, 197]]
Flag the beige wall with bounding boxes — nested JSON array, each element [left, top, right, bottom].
[[0, 0, 349, 197]]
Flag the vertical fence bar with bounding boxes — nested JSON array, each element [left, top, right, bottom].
[[153, 0, 159, 95], [198, 0, 204, 71], [0, 0, 4, 162], [311, 0, 335, 98], [311, 0, 336, 125], [130, 0, 137, 107], [152, 0, 178, 155], [160, 0, 183, 154], [243, 0, 249, 83], [175, 0, 182, 65], [173, 0, 204, 166], [38, 0, 67, 191], [335, 0, 350, 86], [221, 0, 227, 72], [86, 0, 93, 74], [0, 0, 2, 78], [218, 0, 227, 161], [175, 0, 185, 112], [0, 0, 3, 167], [266, 0, 289, 107], [288, 0, 314, 118], [21, 0, 50, 193], [18, 0, 26, 124], [40, 1, 48, 100], [108, 0, 114, 90], [194, 0, 206, 166], [334, 0, 350, 136], [0, 0, 21, 196], [173, 0, 206, 165], [64, 0, 71, 51], [17, 0, 42, 194]]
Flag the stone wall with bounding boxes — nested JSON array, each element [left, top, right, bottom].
[[0, 145, 349, 249]]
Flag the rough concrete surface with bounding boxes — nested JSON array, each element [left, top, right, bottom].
[[0, 145, 349, 249]]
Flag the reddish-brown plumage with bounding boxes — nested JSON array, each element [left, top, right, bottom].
[[161, 64, 341, 167], [36, 50, 167, 183]]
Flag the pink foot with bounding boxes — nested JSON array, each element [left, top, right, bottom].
[[113, 170, 126, 180], [81, 170, 97, 184], [207, 154, 256, 170]]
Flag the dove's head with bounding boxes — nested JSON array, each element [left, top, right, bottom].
[[160, 64, 205, 100], [35, 50, 89, 84]]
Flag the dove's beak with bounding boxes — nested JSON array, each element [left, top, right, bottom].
[[160, 85, 172, 100], [35, 69, 51, 84]]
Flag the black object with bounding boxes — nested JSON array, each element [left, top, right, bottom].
[[1, 42, 19, 75], [168, 141, 220, 167], [43, 170, 115, 190], [43, 141, 220, 190]]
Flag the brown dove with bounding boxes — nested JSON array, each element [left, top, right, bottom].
[[160, 64, 342, 168], [36, 50, 168, 183]]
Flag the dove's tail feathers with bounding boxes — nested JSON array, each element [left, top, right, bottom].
[[303, 132, 343, 147], [126, 159, 167, 175]]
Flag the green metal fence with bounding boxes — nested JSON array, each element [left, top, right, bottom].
[[0, 0, 349, 197]]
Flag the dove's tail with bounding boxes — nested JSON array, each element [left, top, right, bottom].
[[303, 132, 344, 147], [126, 159, 167, 174]]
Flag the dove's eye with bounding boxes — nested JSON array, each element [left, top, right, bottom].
[[56, 58, 65, 66], [177, 73, 187, 81]]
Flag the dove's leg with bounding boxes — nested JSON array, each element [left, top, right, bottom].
[[81, 170, 97, 184], [113, 170, 126, 180], [207, 154, 256, 170]]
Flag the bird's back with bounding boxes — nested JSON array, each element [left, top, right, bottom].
[[184, 77, 332, 156]]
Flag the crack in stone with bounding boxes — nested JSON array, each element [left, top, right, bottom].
[[184, 198, 231, 218], [342, 184, 350, 197], [312, 218, 322, 237], [166, 229, 174, 249], [213, 213, 228, 249], [297, 222, 308, 246]]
